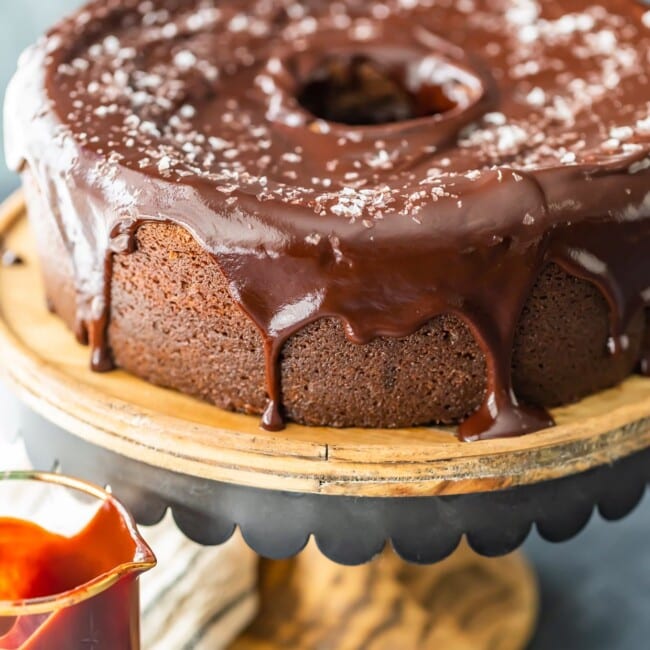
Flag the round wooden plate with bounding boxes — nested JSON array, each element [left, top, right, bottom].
[[1, 192, 649, 498]]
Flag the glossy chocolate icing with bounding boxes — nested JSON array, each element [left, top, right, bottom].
[[5, 0, 650, 439]]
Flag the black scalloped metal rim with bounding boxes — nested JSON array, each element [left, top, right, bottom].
[[19, 404, 650, 566]]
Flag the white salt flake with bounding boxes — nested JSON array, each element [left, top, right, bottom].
[[506, 0, 539, 26], [158, 156, 173, 172], [636, 116, 650, 134], [282, 153, 302, 163], [484, 112, 507, 126], [161, 23, 178, 38], [643, 11, 650, 29], [610, 126, 634, 141], [629, 158, 650, 174], [496, 125, 527, 153], [229, 14, 249, 32], [526, 87, 546, 107], [365, 149, 393, 169], [173, 50, 197, 70], [103, 36, 120, 55], [602, 138, 621, 151], [208, 137, 230, 151]]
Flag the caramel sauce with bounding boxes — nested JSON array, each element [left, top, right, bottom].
[[0, 502, 142, 650]]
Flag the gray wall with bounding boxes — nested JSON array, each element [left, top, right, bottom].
[[0, 0, 84, 196]]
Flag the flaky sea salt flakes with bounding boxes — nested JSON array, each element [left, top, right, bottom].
[[256, 75, 276, 95], [187, 8, 221, 31], [161, 23, 178, 39], [229, 14, 249, 32], [496, 125, 527, 153], [173, 50, 197, 70], [283, 113, 304, 127], [629, 158, 650, 174], [327, 187, 389, 220], [526, 87, 546, 107], [130, 91, 149, 107], [119, 47, 137, 61], [637, 116, 650, 134], [282, 153, 302, 163], [511, 60, 540, 79], [547, 96, 575, 125], [124, 113, 140, 129], [157, 156, 172, 172], [94, 104, 118, 117], [179, 104, 196, 119], [140, 120, 160, 136], [37, 0, 649, 218], [552, 12, 595, 35], [371, 4, 390, 19], [506, 0, 539, 27], [286, 3, 305, 19], [103, 36, 120, 55], [602, 138, 621, 152], [351, 20, 376, 41], [484, 112, 507, 126], [610, 126, 634, 141], [587, 30, 617, 55], [72, 58, 89, 71], [365, 149, 393, 169], [642, 11, 650, 29]]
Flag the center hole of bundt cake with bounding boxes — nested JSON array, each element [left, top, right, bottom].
[[297, 55, 460, 126]]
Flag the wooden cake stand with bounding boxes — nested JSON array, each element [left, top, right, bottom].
[[2, 192, 650, 649]]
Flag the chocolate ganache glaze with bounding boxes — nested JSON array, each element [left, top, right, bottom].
[[5, 0, 650, 440]]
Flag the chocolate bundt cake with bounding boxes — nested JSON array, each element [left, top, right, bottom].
[[6, 0, 650, 440]]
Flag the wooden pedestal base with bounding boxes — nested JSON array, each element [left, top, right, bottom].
[[232, 542, 538, 650]]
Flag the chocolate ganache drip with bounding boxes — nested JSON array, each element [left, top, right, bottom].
[[5, 0, 650, 439]]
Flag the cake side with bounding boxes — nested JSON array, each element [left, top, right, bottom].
[[27, 187, 644, 429]]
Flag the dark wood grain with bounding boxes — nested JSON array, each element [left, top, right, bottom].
[[231, 542, 537, 650]]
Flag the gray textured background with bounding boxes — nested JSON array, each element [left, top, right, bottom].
[[1, 3, 648, 649]]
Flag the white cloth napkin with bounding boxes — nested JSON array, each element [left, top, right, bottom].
[[0, 409, 259, 650]]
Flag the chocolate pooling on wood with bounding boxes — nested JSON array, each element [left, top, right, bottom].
[[6, 0, 650, 439]]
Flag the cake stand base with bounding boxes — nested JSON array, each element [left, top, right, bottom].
[[232, 542, 537, 650]]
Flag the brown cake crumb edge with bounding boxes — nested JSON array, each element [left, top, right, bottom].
[[30, 204, 646, 430]]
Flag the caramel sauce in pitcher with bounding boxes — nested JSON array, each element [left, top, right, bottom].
[[0, 501, 146, 650]]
